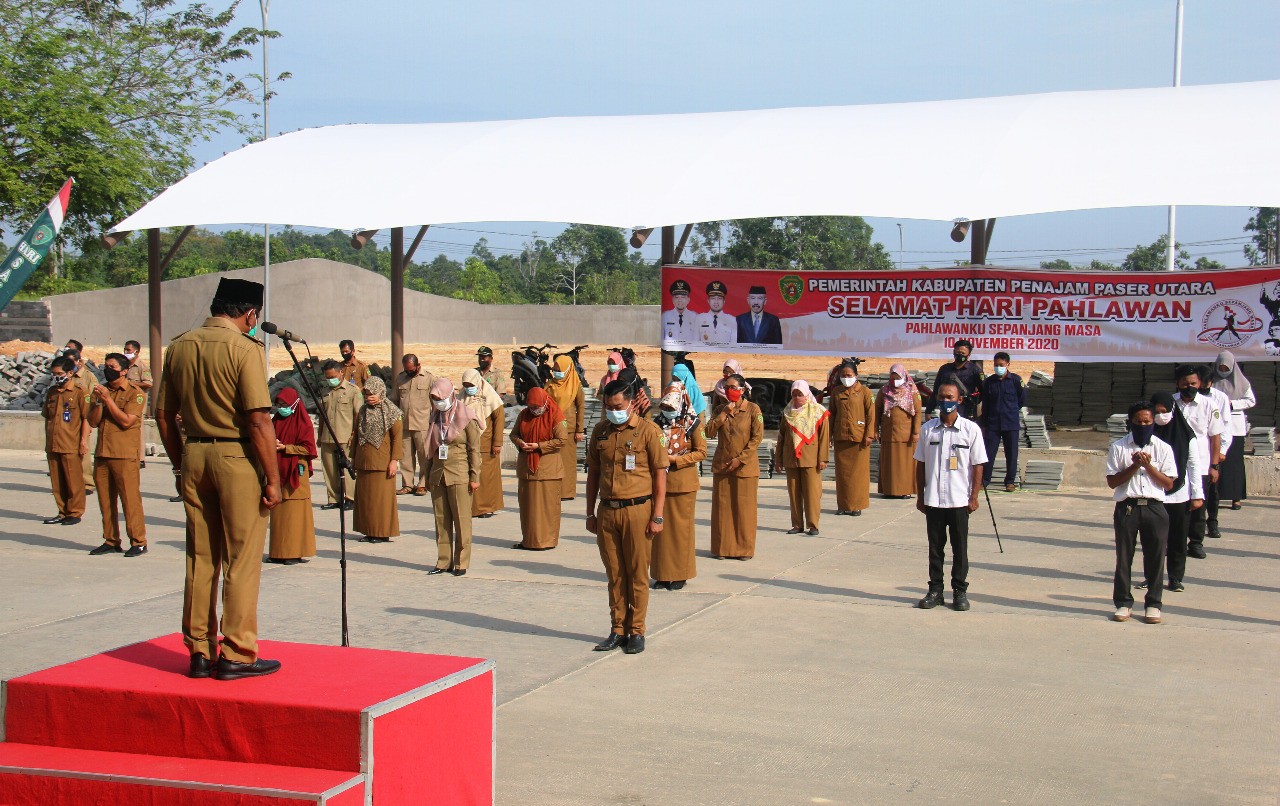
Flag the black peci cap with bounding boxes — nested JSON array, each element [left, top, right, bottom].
[[748, 285, 767, 296], [213, 278, 264, 307]]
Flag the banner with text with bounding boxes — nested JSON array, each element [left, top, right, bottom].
[[660, 265, 1280, 361]]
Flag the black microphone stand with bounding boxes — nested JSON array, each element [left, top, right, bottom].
[[277, 336, 354, 647]]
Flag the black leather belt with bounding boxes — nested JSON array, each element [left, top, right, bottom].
[[601, 496, 650, 509], [1123, 497, 1161, 506], [186, 437, 249, 444]]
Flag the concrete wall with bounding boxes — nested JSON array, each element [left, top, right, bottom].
[[45, 259, 660, 347]]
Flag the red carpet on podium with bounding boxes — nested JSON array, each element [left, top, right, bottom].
[[0, 634, 495, 804]]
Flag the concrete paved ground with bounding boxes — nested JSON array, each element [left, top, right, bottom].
[[0, 448, 1275, 805]]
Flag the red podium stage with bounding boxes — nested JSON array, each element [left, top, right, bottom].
[[0, 634, 495, 804]]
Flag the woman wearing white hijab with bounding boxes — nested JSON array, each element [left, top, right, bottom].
[[463, 368, 505, 518], [1211, 350, 1254, 509]]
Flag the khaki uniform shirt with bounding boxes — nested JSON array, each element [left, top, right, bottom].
[[511, 418, 568, 480], [43, 380, 91, 454], [320, 381, 363, 446], [154, 317, 272, 438], [426, 420, 483, 487], [73, 366, 97, 395], [480, 367, 508, 396], [340, 358, 369, 388], [394, 370, 437, 432], [829, 383, 876, 443], [778, 412, 831, 469], [588, 413, 667, 500], [706, 402, 764, 477], [353, 420, 403, 470], [95, 379, 147, 459], [126, 360, 153, 389]]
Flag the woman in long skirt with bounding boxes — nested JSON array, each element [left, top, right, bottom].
[[545, 355, 585, 501], [268, 387, 317, 564], [353, 377, 402, 543], [651, 384, 706, 588], [705, 373, 763, 559], [828, 360, 876, 515], [509, 387, 567, 550], [876, 364, 922, 498], [463, 368, 505, 517], [1211, 350, 1254, 508]]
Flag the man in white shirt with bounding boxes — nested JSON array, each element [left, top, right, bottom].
[[661, 279, 702, 346], [1174, 365, 1222, 559], [1200, 367, 1234, 539], [1106, 401, 1177, 624], [913, 380, 988, 612], [697, 280, 738, 346]]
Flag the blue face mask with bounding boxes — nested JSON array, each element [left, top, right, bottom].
[[605, 408, 630, 425], [247, 325, 259, 338], [464, 386, 478, 396], [276, 405, 294, 418], [994, 366, 1007, 377], [327, 377, 342, 388], [939, 400, 960, 417], [552, 371, 566, 380]]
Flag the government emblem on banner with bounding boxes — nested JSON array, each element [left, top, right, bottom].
[[779, 274, 803, 305]]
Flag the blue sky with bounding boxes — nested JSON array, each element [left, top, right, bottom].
[[202, 0, 1280, 268]]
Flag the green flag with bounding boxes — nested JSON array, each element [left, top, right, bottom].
[[0, 178, 74, 312]]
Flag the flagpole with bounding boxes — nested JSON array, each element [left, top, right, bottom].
[[260, 0, 272, 365]]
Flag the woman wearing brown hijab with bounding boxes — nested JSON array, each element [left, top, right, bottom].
[[544, 354, 585, 501], [353, 376, 402, 543], [651, 384, 706, 588], [425, 378, 483, 576], [463, 368, 505, 518], [268, 387, 317, 564], [876, 364, 922, 498], [705, 373, 763, 559], [776, 380, 830, 536], [509, 387, 567, 550]]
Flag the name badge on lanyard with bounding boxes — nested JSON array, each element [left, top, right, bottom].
[[625, 453, 636, 471], [438, 442, 449, 460], [948, 454, 959, 471]]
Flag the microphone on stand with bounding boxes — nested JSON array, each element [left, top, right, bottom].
[[260, 321, 307, 344]]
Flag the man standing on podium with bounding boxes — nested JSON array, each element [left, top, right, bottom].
[[156, 278, 283, 681]]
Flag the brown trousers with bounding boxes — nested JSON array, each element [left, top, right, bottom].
[[47, 452, 86, 519], [400, 429, 428, 489], [785, 467, 823, 530], [82, 448, 95, 490], [180, 442, 268, 663], [94, 457, 146, 547], [319, 443, 356, 504], [432, 482, 473, 570], [596, 502, 653, 636]]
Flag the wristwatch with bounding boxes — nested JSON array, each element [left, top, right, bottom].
[[1211, 463, 1221, 469], [651, 516, 664, 524]]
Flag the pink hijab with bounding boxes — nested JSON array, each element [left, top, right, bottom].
[[883, 363, 918, 416], [714, 359, 751, 400], [599, 350, 625, 389], [425, 377, 476, 457]]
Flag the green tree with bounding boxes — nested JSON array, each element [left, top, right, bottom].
[[1243, 207, 1279, 265], [453, 256, 508, 304], [720, 216, 893, 270], [1121, 236, 1190, 272], [0, 0, 279, 248]]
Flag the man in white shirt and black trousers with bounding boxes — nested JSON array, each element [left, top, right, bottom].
[[914, 380, 988, 612], [1106, 401, 1177, 625]]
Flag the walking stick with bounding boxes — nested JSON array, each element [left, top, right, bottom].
[[981, 484, 1004, 553]]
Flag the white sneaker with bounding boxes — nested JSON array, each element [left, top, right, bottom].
[[1112, 607, 1131, 622], [1144, 607, 1162, 624]]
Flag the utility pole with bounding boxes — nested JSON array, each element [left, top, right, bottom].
[[260, 0, 273, 361], [896, 223, 904, 269], [1166, 0, 1183, 272]]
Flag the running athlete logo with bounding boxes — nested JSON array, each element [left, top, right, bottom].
[[1196, 299, 1262, 348]]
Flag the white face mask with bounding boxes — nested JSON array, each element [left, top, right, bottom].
[[1154, 411, 1173, 426], [433, 397, 453, 412], [893, 378, 905, 388], [530, 406, 546, 417], [840, 376, 856, 387], [607, 363, 620, 373], [123, 352, 137, 362]]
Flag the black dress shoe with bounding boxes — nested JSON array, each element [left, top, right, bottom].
[[785, 527, 804, 535], [1230, 502, 1242, 511], [123, 545, 148, 558], [1188, 545, 1207, 559], [85, 489, 94, 497], [266, 558, 288, 564], [188, 655, 215, 679], [451, 568, 467, 576], [653, 580, 669, 590], [42, 515, 65, 525], [593, 633, 625, 651], [169, 496, 183, 503], [806, 527, 820, 536], [214, 657, 282, 681], [1207, 529, 1222, 539], [59, 517, 81, 526], [428, 567, 448, 575], [835, 509, 851, 516], [917, 589, 945, 609], [623, 635, 645, 654], [1169, 580, 1186, 592], [320, 503, 339, 510], [851, 510, 862, 516], [669, 580, 686, 591], [282, 558, 302, 565], [952, 591, 970, 611], [89, 543, 123, 556], [342, 501, 355, 511]]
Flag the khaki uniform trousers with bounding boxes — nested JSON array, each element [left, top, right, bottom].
[[82, 448, 96, 490], [596, 502, 653, 636], [94, 457, 146, 547], [180, 441, 268, 663], [48, 452, 86, 519], [786, 466, 823, 530], [400, 430, 428, 489], [319, 443, 356, 504], [432, 482, 473, 571]]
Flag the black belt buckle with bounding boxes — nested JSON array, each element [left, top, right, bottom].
[[1135, 498, 1149, 506]]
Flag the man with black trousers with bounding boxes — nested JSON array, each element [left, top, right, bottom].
[[979, 351, 1026, 491], [914, 380, 987, 612], [1173, 365, 1221, 560], [1105, 401, 1176, 624], [930, 339, 983, 419]]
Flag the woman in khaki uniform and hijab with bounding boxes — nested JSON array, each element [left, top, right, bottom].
[[651, 384, 706, 589], [828, 360, 876, 516], [776, 380, 830, 536], [876, 363, 922, 498], [353, 376, 402, 543], [509, 387, 567, 550], [268, 387, 317, 563], [463, 368, 505, 518], [426, 378, 483, 576], [705, 373, 763, 559], [545, 354, 585, 501]]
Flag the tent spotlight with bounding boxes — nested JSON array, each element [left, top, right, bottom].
[[630, 228, 653, 249], [350, 229, 379, 250], [950, 219, 971, 243]]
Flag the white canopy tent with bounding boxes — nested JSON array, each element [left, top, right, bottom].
[[113, 79, 1280, 233]]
